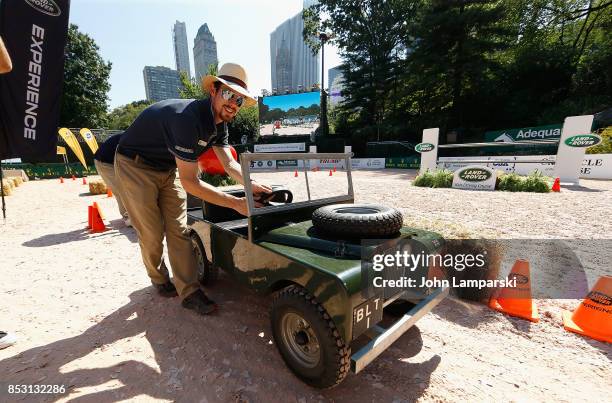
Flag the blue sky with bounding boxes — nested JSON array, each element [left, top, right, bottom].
[[69, 0, 341, 109], [263, 91, 320, 111]]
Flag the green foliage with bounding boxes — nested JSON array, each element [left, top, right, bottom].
[[431, 169, 454, 188], [413, 169, 453, 188], [179, 71, 205, 99], [106, 100, 152, 130], [497, 171, 551, 192], [307, 0, 612, 138], [413, 170, 434, 187], [412, 169, 453, 188], [587, 127, 612, 154], [199, 172, 238, 187], [60, 24, 112, 128]]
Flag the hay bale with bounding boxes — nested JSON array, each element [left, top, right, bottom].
[[1, 180, 12, 196], [12, 176, 23, 186], [88, 179, 107, 195]]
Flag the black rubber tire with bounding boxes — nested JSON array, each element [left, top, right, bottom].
[[271, 285, 351, 388], [312, 203, 403, 238], [190, 232, 218, 286]]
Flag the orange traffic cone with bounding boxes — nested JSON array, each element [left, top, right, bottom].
[[489, 259, 539, 322], [294, 171, 298, 178], [107, 188, 113, 197], [72, 175, 76, 181], [82, 177, 87, 185], [552, 177, 561, 192], [329, 169, 333, 176], [91, 202, 106, 232], [88, 205, 93, 229], [563, 276, 611, 343], [59, 177, 64, 184]]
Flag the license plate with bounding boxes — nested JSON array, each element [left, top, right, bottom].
[[353, 297, 383, 339]]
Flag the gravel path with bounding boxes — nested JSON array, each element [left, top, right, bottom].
[[0, 171, 610, 402]]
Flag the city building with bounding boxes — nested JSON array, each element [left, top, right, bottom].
[[143, 66, 183, 102], [327, 66, 342, 92], [172, 21, 191, 78], [329, 69, 345, 107], [193, 23, 218, 81], [270, 11, 319, 94]]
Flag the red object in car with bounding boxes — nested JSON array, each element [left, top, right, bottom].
[[197, 146, 238, 176]]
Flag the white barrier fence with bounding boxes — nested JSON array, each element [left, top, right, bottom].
[[438, 154, 612, 180], [419, 115, 598, 185]]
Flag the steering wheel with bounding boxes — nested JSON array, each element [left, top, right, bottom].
[[256, 189, 293, 205]]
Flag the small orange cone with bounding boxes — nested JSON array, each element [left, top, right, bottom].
[[552, 177, 560, 192], [60, 177, 64, 184], [294, 171, 298, 178], [107, 188, 113, 197], [329, 169, 333, 176], [82, 177, 87, 185], [88, 205, 93, 229], [72, 175, 76, 181], [562, 276, 611, 343], [489, 259, 539, 322], [333, 166, 337, 173], [91, 202, 106, 232]]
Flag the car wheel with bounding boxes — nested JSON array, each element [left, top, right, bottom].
[[312, 203, 403, 238], [190, 232, 218, 286], [271, 285, 350, 388]]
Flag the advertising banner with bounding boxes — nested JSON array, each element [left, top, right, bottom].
[[58, 128, 87, 168], [351, 158, 386, 169], [452, 165, 497, 191], [0, 0, 71, 161], [484, 124, 563, 143], [79, 128, 99, 153], [385, 156, 420, 169], [254, 143, 306, 153], [249, 159, 276, 170]]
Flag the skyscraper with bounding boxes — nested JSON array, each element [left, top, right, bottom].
[[193, 23, 218, 81], [328, 66, 342, 92], [270, 11, 319, 93], [172, 21, 191, 78], [143, 66, 183, 102]]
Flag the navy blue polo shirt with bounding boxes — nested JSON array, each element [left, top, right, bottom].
[[118, 98, 229, 170], [94, 133, 121, 164]]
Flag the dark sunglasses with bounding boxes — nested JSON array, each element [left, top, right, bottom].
[[221, 88, 245, 107]]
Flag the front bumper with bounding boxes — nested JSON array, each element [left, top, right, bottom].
[[350, 286, 449, 373]]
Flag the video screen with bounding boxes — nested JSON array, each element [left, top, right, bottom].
[[258, 91, 320, 136]]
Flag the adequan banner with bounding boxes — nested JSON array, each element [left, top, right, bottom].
[[0, 0, 71, 161]]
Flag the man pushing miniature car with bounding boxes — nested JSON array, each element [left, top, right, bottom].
[[114, 63, 271, 315]]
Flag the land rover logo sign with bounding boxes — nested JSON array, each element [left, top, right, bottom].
[[415, 143, 435, 153], [564, 134, 602, 148], [452, 165, 496, 191], [25, 0, 62, 16], [458, 167, 492, 182]]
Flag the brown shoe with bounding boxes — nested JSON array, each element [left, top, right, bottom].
[[152, 281, 178, 297], [181, 290, 217, 315]]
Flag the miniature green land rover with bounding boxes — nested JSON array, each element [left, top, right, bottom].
[[187, 152, 448, 388]]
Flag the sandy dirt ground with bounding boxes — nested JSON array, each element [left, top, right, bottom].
[[0, 170, 610, 402]]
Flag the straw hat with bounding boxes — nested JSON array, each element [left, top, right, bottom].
[[202, 63, 257, 107]]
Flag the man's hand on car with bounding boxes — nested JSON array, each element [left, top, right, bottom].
[[251, 180, 272, 196], [233, 197, 264, 216]]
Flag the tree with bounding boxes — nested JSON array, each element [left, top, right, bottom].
[[60, 24, 112, 128], [106, 100, 152, 130], [304, 0, 421, 140]]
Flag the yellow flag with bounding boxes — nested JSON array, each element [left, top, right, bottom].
[[58, 128, 87, 169], [56, 146, 66, 155], [79, 128, 99, 154]]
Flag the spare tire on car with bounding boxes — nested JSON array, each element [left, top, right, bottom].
[[312, 204, 403, 238]]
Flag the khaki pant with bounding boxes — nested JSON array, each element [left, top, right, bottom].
[[114, 152, 200, 299], [94, 159, 128, 219]]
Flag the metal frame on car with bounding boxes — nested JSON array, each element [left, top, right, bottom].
[[239, 152, 355, 217]]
